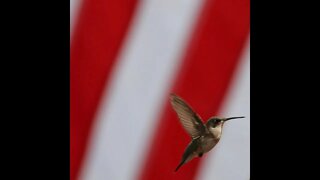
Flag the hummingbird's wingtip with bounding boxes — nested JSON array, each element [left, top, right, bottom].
[[169, 93, 178, 100], [170, 93, 176, 97]]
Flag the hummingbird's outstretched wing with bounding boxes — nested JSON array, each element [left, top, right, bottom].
[[170, 94, 206, 139]]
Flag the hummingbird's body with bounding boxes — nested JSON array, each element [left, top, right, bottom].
[[170, 94, 244, 172]]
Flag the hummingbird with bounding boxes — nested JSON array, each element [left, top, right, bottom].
[[170, 93, 244, 172]]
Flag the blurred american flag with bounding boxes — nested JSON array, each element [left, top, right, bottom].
[[70, 0, 250, 180]]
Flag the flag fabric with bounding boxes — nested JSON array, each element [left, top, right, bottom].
[[70, 0, 250, 180]]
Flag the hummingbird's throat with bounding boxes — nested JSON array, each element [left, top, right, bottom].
[[209, 124, 222, 138]]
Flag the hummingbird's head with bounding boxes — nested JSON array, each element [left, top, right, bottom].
[[207, 116, 245, 128]]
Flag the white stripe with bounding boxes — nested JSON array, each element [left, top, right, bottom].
[[197, 40, 250, 180], [79, 0, 204, 180], [70, 0, 83, 36]]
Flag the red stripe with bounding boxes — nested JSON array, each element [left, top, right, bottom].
[[138, 0, 249, 179], [70, 0, 138, 179]]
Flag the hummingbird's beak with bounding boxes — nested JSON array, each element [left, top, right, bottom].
[[224, 116, 245, 122]]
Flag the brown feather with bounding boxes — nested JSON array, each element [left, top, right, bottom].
[[170, 93, 206, 138]]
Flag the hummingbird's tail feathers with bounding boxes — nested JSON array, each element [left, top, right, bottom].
[[175, 161, 184, 172]]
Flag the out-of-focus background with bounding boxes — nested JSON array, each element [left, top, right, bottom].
[[70, 0, 250, 180]]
